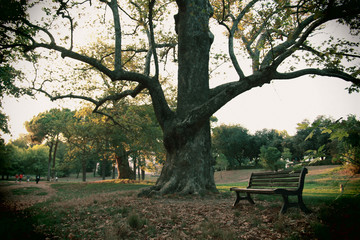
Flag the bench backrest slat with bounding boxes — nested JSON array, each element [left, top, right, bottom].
[[247, 168, 308, 191], [252, 178, 299, 183], [250, 182, 299, 188]]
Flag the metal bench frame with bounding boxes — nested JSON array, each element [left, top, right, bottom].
[[230, 168, 311, 214]]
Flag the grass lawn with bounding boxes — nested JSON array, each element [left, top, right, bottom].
[[1, 165, 359, 239]]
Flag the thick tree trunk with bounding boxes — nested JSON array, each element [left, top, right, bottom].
[[141, 169, 145, 181], [141, 0, 217, 195], [115, 144, 133, 179], [142, 122, 217, 195]]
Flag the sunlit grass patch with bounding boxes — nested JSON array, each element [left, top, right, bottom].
[[216, 181, 247, 193]]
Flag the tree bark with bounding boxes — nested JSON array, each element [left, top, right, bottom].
[[133, 153, 137, 180], [114, 144, 133, 179], [141, 0, 217, 195], [141, 169, 145, 181], [47, 142, 53, 181], [81, 155, 86, 182], [102, 154, 107, 180], [142, 122, 216, 195], [51, 138, 59, 179]]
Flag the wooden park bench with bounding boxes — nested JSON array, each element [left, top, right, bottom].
[[230, 168, 311, 214]]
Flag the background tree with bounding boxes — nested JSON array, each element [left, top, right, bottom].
[[212, 125, 252, 169], [1, 0, 359, 195], [282, 147, 292, 163], [325, 115, 360, 173], [0, 139, 12, 179], [25, 108, 72, 180], [21, 145, 49, 176], [0, 0, 28, 135], [214, 153, 229, 171], [296, 116, 334, 163], [259, 146, 284, 171]]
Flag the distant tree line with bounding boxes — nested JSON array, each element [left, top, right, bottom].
[[0, 104, 165, 181], [1, 113, 359, 181], [212, 115, 360, 173]]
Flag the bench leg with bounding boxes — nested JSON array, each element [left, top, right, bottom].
[[233, 192, 255, 207], [234, 191, 241, 206], [280, 194, 311, 214], [298, 194, 311, 214], [280, 195, 289, 214], [246, 193, 255, 204]]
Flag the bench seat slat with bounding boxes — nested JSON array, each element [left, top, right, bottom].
[[230, 187, 275, 194]]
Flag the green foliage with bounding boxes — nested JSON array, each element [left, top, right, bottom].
[[259, 146, 285, 171], [294, 116, 334, 162], [214, 153, 229, 171], [326, 115, 360, 173], [300, 115, 360, 172], [282, 148, 292, 161], [212, 125, 254, 168], [22, 144, 49, 175], [0, 138, 13, 177], [2, 142, 48, 176], [0, 65, 25, 134]]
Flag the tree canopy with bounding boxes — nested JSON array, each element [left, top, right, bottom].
[[1, 0, 359, 194]]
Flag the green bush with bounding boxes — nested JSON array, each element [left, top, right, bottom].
[[127, 212, 146, 229], [259, 146, 285, 171]]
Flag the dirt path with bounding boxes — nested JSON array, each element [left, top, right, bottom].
[[0, 181, 56, 212]]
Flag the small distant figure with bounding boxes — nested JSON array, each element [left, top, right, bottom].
[[36, 175, 40, 184], [27, 175, 30, 182], [15, 174, 19, 183], [55, 176, 58, 182], [19, 174, 23, 183]]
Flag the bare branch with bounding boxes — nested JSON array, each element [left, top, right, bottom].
[[261, 14, 317, 69], [149, 0, 159, 79], [56, 0, 74, 50], [107, 0, 122, 71], [274, 68, 359, 86], [227, 0, 259, 79]]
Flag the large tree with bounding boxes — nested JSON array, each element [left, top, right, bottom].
[[1, 0, 359, 195]]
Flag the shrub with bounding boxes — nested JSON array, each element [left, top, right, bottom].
[[259, 146, 285, 171], [127, 212, 146, 229]]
